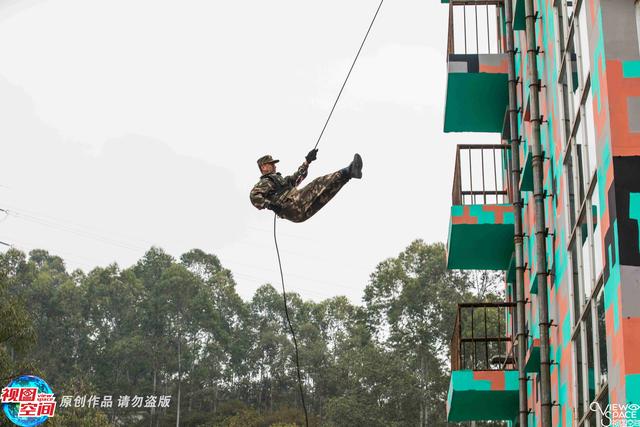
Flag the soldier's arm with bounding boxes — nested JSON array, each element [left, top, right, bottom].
[[250, 179, 274, 210], [285, 161, 309, 187]]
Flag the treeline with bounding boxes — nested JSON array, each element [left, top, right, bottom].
[[0, 241, 501, 426]]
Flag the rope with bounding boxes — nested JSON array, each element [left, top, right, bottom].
[[313, 0, 385, 150], [273, 214, 309, 427]]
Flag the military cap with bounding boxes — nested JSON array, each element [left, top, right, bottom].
[[257, 155, 280, 167]]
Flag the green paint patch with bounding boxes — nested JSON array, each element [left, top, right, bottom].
[[451, 204, 464, 216], [504, 210, 515, 224], [469, 205, 495, 223], [597, 140, 611, 221], [520, 145, 534, 191], [630, 193, 640, 253], [592, 10, 606, 112], [555, 228, 568, 283], [530, 271, 539, 294], [507, 254, 516, 284], [603, 221, 621, 331], [559, 381, 567, 405], [513, 0, 525, 30], [444, 72, 509, 133], [562, 314, 571, 349], [525, 343, 541, 373], [626, 374, 640, 405], [447, 370, 519, 422], [532, 308, 540, 339], [622, 61, 640, 78]]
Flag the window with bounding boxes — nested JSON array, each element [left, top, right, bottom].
[[596, 290, 608, 384], [585, 308, 596, 404], [574, 333, 585, 420], [577, 3, 591, 80], [574, 118, 587, 204], [585, 86, 597, 178], [567, 34, 581, 115], [559, 70, 572, 147], [591, 186, 604, 280], [570, 241, 582, 322], [565, 148, 577, 229], [578, 212, 594, 298]]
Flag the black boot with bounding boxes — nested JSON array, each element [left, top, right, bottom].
[[348, 153, 363, 179]]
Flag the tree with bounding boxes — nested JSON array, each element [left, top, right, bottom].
[[0, 249, 36, 383], [363, 240, 473, 426]]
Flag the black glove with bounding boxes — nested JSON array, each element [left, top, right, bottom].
[[305, 148, 318, 163]]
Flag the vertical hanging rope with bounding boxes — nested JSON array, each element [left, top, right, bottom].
[[273, 214, 309, 427]]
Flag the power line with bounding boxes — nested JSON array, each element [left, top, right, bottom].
[[1, 206, 149, 252]]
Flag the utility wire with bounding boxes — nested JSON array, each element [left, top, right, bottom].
[[273, 214, 309, 427], [1, 206, 148, 252], [313, 0, 385, 150]]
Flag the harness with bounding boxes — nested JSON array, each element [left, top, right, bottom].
[[263, 174, 293, 210]]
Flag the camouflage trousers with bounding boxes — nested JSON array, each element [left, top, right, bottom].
[[276, 170, 350, 223]]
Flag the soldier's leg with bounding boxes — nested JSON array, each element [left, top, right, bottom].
[[278, 154, 362, 223], [294, 170, 350, 221]]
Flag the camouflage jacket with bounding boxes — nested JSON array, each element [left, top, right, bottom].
[[250, 162, 309, 210]]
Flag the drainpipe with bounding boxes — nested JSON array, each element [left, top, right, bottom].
[[503, 0, 528, 426], [523, 0, 553, 425]]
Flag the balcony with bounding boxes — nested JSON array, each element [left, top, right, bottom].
[[443, 0, 509, 133], [447, 303, 519, 422], [447, 144, 515, 270]]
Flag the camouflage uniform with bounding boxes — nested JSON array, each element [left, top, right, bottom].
[[250, 161, 350, 223]]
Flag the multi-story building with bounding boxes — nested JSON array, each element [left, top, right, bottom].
[[440, 0, 640, 426]]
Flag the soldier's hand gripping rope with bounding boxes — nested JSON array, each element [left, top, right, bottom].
[[305, 149, 318, 164]]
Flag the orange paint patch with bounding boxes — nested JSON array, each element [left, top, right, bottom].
[[451, 205, 478, 225], [621, 317, 640, 374], [610, 294, 626, 369], [594, 56, 610, 140], [479, 58, 508, 74], [473, 370, 505, 390], [607, 60, 640, 156], [588, 0, 596, 26]]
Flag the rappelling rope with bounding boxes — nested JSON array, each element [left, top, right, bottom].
[[273, 214, 309, 426], [313, 0, 385, 150], [273, 1, 385, 425]]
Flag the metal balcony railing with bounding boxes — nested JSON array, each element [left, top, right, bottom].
[[452, 144, 512, 205], [447, 0, 504, 56], [450, 302, 516, 371]]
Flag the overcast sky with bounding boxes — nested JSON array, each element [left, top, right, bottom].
[[0, 0, 494, 303]]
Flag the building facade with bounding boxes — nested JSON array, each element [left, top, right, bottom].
[[442, 0, 640, 426]]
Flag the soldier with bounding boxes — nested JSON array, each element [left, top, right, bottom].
[[250, 149, 362, 223]]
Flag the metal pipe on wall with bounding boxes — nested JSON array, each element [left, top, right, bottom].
[[503, 0, 528, 425], [523, 0, 553, 425]]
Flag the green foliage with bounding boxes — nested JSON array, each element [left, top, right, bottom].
[[0, 240, 503, 426]]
